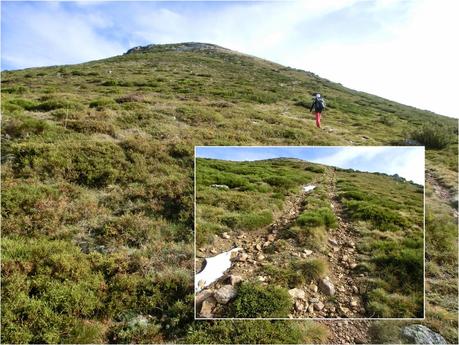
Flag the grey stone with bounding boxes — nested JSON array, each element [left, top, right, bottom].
[[294, 299, 305, 312], [128, 315, 149, 328], [214, 285, 237, 304], [402, 325, 447, 344], [314, 301, 325, 311], [211, 184, 230, 190], [329, 238, 338, 246], [319, 278, 335, 296]]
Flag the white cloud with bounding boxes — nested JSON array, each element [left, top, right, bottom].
[[309, 147, 425, 185], [2, 3, 124, 69]]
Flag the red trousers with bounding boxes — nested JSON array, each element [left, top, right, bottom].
[[315, 112, 321, 128]]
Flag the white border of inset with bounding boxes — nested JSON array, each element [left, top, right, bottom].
[[194, 145, 426, 320]]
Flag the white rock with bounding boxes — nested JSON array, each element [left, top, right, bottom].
[[221, 232, 230, 239], [288, 288, 306, 300]]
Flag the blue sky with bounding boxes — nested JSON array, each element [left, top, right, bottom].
[[1, 1, 458, 118], [196, 146, 425, 185]]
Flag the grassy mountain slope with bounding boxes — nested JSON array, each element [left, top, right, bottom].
[[1, 42, 457, 343]]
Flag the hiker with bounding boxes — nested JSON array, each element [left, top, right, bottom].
[[310, 93, 325, 128]]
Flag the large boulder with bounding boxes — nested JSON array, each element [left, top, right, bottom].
[[214, 285, 237, 304], [401, 325, 447, 344]]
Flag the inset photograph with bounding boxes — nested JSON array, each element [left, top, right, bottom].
[[195, 146, 424, 319]]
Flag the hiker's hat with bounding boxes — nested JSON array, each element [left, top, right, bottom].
[[316, 93, 321, 98]]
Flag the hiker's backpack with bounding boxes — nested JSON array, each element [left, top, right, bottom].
[[315, 98, 325, 112]]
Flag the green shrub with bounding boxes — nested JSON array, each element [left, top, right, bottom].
[[221, 210, 272, 231], [343, 200, 407, 228], [89, 97, 117, 109], [238, 210, 273, 230], [264, 176, 295, 189], [229, 282, 291, 318], [5, 98, 39, 110], [372, 247, 423, 291], [426, 212, 457, 265], [31, 99, 83, 112], [1, 182, 68, 236], [1, 238, 105, 343], [304, 165, 325, 173], [186, 320, 328, 344], [94, 213, 158, 247], [2, 115, 50, 139], [339, 190, 367, 201], [366, 288, 420, 318], [368, 321, 403, 344], [102, 80, 118, 86], [65, 119, 116, 136], [410, 124, 453, 149], [11, 140, 128, 187]]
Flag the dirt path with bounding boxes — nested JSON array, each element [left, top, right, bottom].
[[320, 319, 372, 344], [426, 170, 458, 219], [322, 168, 366, 318]]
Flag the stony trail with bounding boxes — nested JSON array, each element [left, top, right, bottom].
[[426, 170, 458, 219], [196, 171, 369, 321], [322, 168, 366, 318]]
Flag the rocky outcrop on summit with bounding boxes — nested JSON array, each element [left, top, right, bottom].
[[125, 42, 229, 54]]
